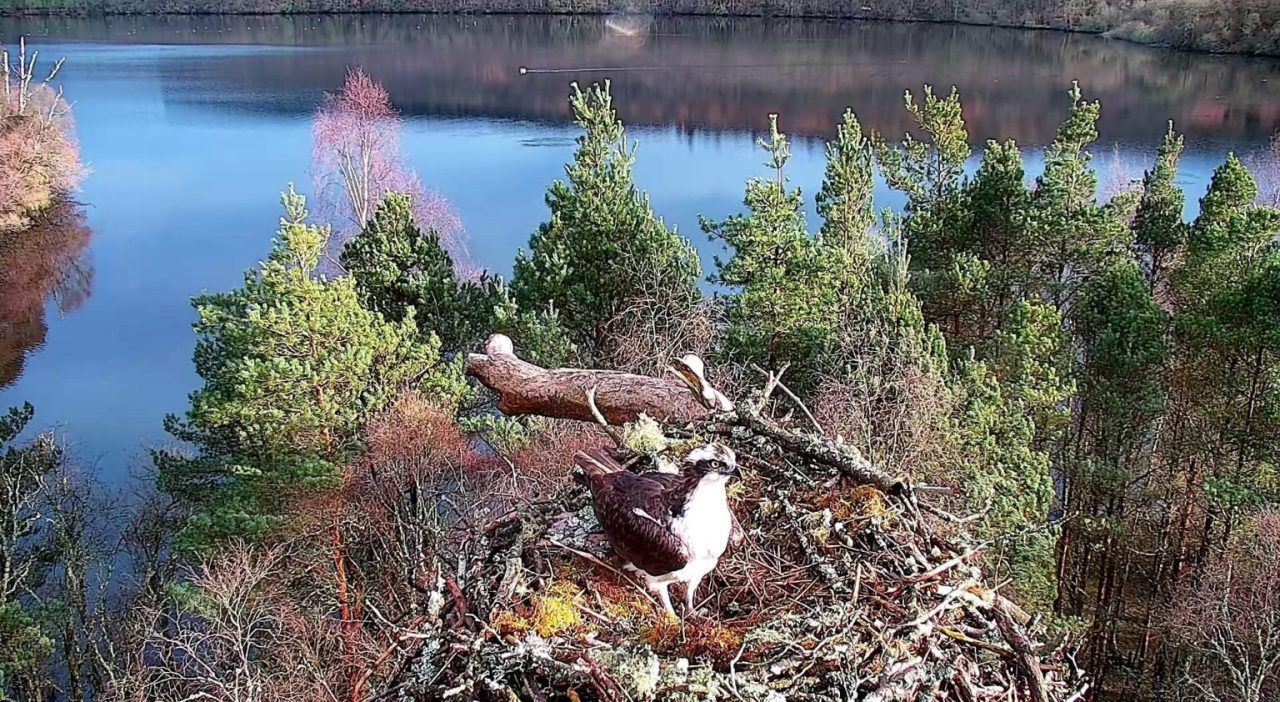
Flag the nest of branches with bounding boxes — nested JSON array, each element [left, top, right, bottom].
[[384, 336, 1087, 702]]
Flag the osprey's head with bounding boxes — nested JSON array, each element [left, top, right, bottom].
[[683, 443, 740, 479]]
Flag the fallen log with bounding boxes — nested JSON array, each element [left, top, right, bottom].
[[465, 334, 727, 425], [466, 334, 902, 494]]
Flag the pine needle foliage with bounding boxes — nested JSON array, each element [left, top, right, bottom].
[[511, 81, 700, 361], [342, 191, 495, 354], [158, 186, 464, 551]]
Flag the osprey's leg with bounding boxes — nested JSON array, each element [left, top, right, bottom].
[[653, 582, 675, 616], [684, 574, 703, 614]]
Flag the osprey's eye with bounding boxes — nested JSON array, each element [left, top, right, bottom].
[[710, 460, 723, 470]]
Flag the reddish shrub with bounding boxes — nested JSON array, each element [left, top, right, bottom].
[[1170, 509, 1280, 702], [311, 67, 468, 268], [1, 43, 84, 234]]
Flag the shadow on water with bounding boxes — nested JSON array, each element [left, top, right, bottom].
[[3, 13, 1280, 150], [0, 202, 95, 391]]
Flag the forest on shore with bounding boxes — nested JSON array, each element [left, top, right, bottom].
[[3, 0, 1280, 56], [3, 39, 1280, 702]]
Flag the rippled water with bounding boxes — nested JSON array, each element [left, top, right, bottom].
[[1, 13, 1278, 480]]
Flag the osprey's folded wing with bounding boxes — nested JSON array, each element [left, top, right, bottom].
[[584, 469, 690, 576]]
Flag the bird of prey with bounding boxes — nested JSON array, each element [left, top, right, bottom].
[[575, 443, 740, 616]]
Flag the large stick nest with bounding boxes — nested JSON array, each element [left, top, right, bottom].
[[391, 335, 1087, 702]]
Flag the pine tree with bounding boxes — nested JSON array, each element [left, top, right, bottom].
[[1177, 154, 1279, 304], [158, 187, 465, 549], [917, 138, 1033, 348], [990, 299, 1074, 444], [1061, 256, 1170, 666], [816, 109, 882, 351], [874, 85, 970, 271], [1028, 83, 1128, 308], [1170, 157, 1280, 534], [490, 280, 576, 368], [949, 354, 1057, 612], [511, 81, 700, 359], [817, 109, 876, 263], [1132, 123, 1187, 289], [706, 115, 840, 394], [342, 191, 494, 354]]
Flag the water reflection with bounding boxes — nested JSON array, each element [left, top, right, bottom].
[[0, 203, 94, 390], [5, 14, 1280, 150], [0, 13, 1275, 481]]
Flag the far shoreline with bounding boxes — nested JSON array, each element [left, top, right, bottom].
[[3, 3, 1280, 59]]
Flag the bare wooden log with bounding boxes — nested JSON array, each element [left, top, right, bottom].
[[995, 599, 1051, 702], [465, 334, 719, 425], [466, 333, 904, 493]]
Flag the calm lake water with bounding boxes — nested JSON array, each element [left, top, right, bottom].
[[2, 14, 1279, 482]]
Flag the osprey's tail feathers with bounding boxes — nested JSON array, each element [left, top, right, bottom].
[[573, 447, 626, 487]]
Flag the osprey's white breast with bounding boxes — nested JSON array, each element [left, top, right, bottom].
[[669, 473, 733, 565]]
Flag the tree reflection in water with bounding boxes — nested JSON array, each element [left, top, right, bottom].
[[0, 201, 93, 389]]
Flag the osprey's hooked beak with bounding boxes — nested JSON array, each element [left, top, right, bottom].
[[668, 354, 734, 412]]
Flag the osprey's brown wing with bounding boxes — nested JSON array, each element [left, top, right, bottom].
[[585, 470, 688, 576]]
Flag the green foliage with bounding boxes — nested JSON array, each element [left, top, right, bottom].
[[1132, 123, 1187, 284], [1169, 161, 1280, 517], [1027, 83, 1129, 307], [919, 138, 1034, 348], [0, 410, 44, 701], [817, 109, 876, 256], [0, 602, 53, 700], [949, 354, 1056, 607], [0, 405, 60, 701], [1072, 258, 1169, 448], [341, 191, 496, 353], [990, 299, 1074, 442], [1177, 154, 1280, 314], [511, 81, 701, 359], [491, 281, 576, 368], [817, 110, 883, 335], [706, 115, 841, 393], [875, 86, 970, 210], [159, 186, 464, 550], [874, 86, 971, 289]]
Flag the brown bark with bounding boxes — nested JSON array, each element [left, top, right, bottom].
[[465, 333, 718, 425], [995, 599, 1052, 702], [332, 523, 359, 702], [465, 334, 905, 494]]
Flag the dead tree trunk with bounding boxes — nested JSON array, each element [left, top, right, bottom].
[[465, 334, 725, 425], [465, 334, 902, 494]]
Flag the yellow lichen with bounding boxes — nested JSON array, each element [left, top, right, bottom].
[[531, 580, 585, 638], [622, 413, 670, 454], [815, 485, 898, 525]]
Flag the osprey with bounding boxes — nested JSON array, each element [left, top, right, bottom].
[[575, 443, 740, 615]]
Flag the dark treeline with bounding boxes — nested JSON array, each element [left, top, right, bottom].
[[4, 0, 1280, 56], [2, 69, 1280, 700]]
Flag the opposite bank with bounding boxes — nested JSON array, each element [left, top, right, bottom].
[[2, 0, 1280, 58]]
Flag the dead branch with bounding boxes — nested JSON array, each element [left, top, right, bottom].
[[995, 599, 1051, 702], [466, 334, 718, 425]]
